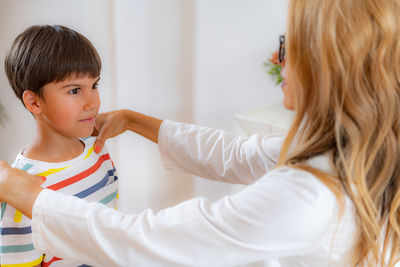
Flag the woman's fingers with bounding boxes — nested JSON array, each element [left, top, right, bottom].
[[91, 125, 99, 137], [94, 125, 109, 153], [92, 112, 106, 137], [0, 160, 12, 190], [0, 161, 41, 204], [93, 112, 112, 153], [93, 110, 128, 153], [0, 160, 13, 185]]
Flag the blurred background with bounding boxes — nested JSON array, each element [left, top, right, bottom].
[[0, 0, 288, 214]]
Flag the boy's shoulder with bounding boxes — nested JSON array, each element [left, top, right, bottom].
[[80, 136, 96, 146], [12, 136, 108, 173], [80, 136, 109, 154], [12, 153, 48, 175]]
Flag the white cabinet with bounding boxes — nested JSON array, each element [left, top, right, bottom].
[[234, 103, 294, 136]]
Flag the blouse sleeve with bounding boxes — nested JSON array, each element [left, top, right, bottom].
[[32, 167, 337, 266], [158, 120, 284, 185]]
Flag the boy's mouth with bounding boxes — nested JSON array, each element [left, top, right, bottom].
[[79, 117, 95, 123]]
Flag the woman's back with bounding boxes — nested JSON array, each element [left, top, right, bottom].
[[279, 0, 400, 265]]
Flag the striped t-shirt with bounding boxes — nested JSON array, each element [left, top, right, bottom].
[[0, 137, 118, 266]]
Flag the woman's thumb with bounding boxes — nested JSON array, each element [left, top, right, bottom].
[[94, 129, 106, 154], [94, 139, 104, 154]]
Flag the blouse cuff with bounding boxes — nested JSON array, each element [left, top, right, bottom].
[[157, 119, 179, 171]]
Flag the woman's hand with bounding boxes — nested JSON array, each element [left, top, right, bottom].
[[93, 109, 163, 153], [0, 160, 43, 218], [92, 110, 131, 153]]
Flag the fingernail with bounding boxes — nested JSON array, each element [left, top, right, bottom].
[[94, 145, 101, 153]]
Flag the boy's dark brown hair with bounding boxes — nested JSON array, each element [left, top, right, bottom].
[[5, 25, 101, 105]]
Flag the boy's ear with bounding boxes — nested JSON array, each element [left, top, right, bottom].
[[22, 90, 42, 114]]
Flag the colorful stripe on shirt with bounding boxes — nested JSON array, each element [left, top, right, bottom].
[[46, 154, 110, 191], [11, 154, 111, 221], [1, 142, 118, 266], [1, 255, 43, 267]]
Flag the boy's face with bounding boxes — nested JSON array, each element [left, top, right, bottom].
[[37, 75, 101, 138]]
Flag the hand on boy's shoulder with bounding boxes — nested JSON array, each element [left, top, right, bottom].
[[91, 128, 102, 154], [91, 110, 129, 154], [91, 125, 99, 137], [91, 115, 103, 154]]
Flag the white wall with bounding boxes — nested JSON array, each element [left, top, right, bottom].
[[0, 0, 288, 213], [193, 0, 287, 199], [195, 0, 287, 130], [113, 0, 197, 213]]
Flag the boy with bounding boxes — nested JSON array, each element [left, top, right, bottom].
[[1, 25, 118, 266]]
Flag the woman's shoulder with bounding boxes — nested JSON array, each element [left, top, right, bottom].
[[254, 154, 339, 220], [263, 160, 357, 260], [256, 155, 355, 243], [260, 164, 338, 206], [264, 152, 336, 194]]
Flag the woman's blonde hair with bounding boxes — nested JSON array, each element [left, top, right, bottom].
[[279, 0, 400, 265]]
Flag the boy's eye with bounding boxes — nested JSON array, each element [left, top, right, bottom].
[[69, 88, 80, 95], [92, 83, 99, 90]]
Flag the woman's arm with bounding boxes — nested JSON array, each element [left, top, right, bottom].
[[158, 120, 283, 184], [93, 109, 163, 153], [0, 161, 43, 219], [92, 110, 283, 184], [30, 167, 337, 266], [0, 157, 343, 266]]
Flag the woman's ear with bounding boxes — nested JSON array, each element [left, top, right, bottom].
[[22, 90, 42, 115]]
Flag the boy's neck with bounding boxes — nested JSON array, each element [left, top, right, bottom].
[[23, 129, 85, 163]]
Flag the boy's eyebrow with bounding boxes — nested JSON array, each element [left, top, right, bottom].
[[61, 77, 101, 88]]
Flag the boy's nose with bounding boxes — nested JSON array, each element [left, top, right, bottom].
[[84, 102, 94, 111], [83, 94, 97, 111]]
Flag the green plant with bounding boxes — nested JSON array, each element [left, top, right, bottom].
[[263, 60, 283, 85]]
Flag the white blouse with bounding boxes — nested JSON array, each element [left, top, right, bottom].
[[31, 120, 357, 266]]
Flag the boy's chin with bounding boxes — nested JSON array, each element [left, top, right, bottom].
[[75, 128, 95, 139]]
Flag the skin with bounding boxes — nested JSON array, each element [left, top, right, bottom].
[[0, 49, 291, 229], [270, 50, 294, 111], [0, 110, 163, 219], [0, 161, 43, 219], [93, 109, 163, 152], [11, 75, 101, 266], [23, 75, 101, 162], [0, 108, 163, 266]]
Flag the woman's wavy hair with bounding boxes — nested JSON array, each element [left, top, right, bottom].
[[279, 0, 400, 265]]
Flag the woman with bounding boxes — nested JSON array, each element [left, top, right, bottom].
[[0, 0, 399, 265]]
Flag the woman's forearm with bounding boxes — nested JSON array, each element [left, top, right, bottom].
[[93, 110, 164, 153], [7, 182, 42, 219], [124, 110, 163, 143], [0, 162, 43, 219]]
